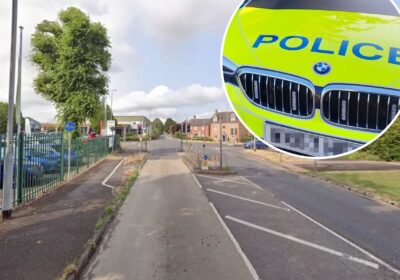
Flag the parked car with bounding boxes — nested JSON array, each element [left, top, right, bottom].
[[24, 148, 61, 172], [243, 140, 268, 149], [0, 160, 44, 189]]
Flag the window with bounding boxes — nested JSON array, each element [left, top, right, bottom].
[[230, 114, 236, 122]]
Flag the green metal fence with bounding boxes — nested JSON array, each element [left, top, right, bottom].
[[0, 132, 119, 209]]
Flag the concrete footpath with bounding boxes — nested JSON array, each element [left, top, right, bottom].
[[83, 157, 253, 280], [0, 156, 129, 280]]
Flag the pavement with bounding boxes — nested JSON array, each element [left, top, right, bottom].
[[83, 140, 254, 280], [0, 153, 133, 280]]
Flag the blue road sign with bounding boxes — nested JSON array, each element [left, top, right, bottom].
[[64, 121, 76, 132]]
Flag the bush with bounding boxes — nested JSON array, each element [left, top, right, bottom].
[[174, 132, 185, 139], [240, 136, 252, 143], [192, 136, 212, 142]]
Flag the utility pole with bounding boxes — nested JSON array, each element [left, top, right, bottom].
[[15, 25, 23, 203], [2, 0, 19, 219], [219, 113, 223, 170]]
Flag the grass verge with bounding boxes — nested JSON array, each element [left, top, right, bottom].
[[314, 170, 400, 205], [95, 171, 139, 230]]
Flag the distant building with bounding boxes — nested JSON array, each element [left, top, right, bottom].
[[25, 117, 41, 133], [188, 116, 211, 138], [209, 110, 250, 143], [114, 116, 151, 135], [41, 123, 61, 132]]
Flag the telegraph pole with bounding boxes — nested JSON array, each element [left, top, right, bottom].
[[2, 0, 19, 219]]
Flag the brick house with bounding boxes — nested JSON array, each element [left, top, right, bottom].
[[209, 110, 250, 143], [188, 116, 211, 138]]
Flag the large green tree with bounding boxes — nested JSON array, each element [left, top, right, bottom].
[[152, 118, 164, 135], [31, 7, 111, 126], [164, 118, 176, 134]]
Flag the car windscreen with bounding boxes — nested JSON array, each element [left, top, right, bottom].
[[245, 0, 400, 17]]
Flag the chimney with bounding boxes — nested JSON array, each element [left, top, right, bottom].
[[215, 109, 218, 114], [193, 115, 196, 120]]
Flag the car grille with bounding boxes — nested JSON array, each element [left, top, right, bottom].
[[322, 87, 400, 131], [238, 70, 314, 117]]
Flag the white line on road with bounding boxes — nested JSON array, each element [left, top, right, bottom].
[[207, 189, 290, 211], [209, 203, 260, 280], [225, 215, 379, 270], [197, 174, 255, 187], [281, 201, 400, 275], [102, 159, 125, 190], [239, 176, 264, 191], [192, 173, 203, 189]]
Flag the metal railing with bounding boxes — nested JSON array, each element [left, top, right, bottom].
[[0, 132, 119, 209]]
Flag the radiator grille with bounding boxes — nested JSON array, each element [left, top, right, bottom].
[[322, 90, 400, 131], [238, 72, 314, 117]]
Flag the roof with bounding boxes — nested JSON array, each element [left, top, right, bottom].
[[190, 118, 212, 126], [115, 116, 151, 123], [211, 111, 239, 124]]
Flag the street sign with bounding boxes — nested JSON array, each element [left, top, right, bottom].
[[64, 121, 76, 132]]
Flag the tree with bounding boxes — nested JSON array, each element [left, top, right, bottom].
[[31, 7, 111, 128], [90, 104, 114, 133], [0, 102, 18, 134], [152, 118, 164, 135], [164, 118, 176, 134]]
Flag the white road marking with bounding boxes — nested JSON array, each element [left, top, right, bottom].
[[207, 189, 290, 211], [101, 159, 124, 190], [209, 203, 260, 280], [192, 173, 203, 189], [239, 176, 264, 191], [390, 0, 400, 15], [197, 174, 254, 187], [226, 215, 379, 270], [281, 201, 400, 275]]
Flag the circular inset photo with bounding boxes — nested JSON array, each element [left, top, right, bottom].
[[222, 0, 400, 158]]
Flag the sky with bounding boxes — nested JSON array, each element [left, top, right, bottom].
[[0, 0, 243, 123]]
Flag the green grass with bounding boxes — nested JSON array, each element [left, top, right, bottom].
[[342, 150, 382, 161], [316, 171, 400, 204], [95, 170, 139, 230]]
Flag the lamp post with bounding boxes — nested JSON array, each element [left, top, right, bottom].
[[15, 25, 23, 204], [2, 0, 19, 219], [219, 113, 223, 170]]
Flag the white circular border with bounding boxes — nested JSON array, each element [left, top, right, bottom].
[[219, 0, 400, 160]]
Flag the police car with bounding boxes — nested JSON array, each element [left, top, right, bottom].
[[223, 0, 400, 157]]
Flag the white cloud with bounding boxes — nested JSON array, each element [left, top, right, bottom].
[[113, 84, 225, 119]]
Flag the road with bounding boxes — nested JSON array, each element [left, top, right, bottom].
[[86, 136, 400, 279]]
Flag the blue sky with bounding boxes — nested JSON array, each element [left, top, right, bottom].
[[0, 0, 242, 122]]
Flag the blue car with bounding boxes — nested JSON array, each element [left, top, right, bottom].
[[0, 160, 44, 189], [244, 140, 268, 149], [24, 148, 61, 172]]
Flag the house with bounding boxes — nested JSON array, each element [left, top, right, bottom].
[[114, 116, 151, 135], [209, 110, 250, 143], [188, 116, 211, 138]]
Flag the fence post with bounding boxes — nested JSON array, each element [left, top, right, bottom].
[[16, 132, 23, 204], [60, 133, 64, 181]]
